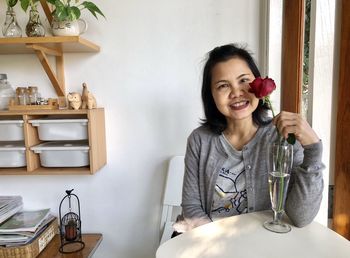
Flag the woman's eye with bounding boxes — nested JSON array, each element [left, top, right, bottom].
[[217, 84, 229, 89], [240, 78, 250, 83]]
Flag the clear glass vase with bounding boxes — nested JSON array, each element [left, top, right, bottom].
[[2, 6, 22, 37], [25, 7, 45, 37], [263, 140, 294, 233]]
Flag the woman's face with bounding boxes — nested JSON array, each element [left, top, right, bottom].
[[211, 57, 259, 123]]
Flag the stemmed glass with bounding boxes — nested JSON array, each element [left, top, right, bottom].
[[263, 141, 293, 233]]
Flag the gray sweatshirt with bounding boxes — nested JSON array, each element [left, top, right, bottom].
[[181, 123, 324, 230]]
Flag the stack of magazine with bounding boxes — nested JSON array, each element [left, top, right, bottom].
[[0, 204, 55, 247], [0, 196, 23, 225]]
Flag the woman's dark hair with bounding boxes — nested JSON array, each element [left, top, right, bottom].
[[201, 43, 271, 134]]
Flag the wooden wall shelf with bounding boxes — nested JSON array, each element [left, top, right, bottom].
[[0, 36, 100, 54], [0, 36, 100, 96], [0, 108, 106, 175], [0, 0, 101, 96]]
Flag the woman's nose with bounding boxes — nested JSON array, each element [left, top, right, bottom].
[[228, 85, 243, 98]]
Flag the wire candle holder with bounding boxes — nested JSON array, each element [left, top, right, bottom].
[[59, 189, 85, 253]]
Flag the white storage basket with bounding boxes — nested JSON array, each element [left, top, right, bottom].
[[31, 141, 90, 167], [29, 118, 88, 141], [0, 142, 26, 167], [0, 119, 24, 141]]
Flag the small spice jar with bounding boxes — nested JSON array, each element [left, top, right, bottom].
[[16, 87, 28, 105], [28, 86, 39, 105]]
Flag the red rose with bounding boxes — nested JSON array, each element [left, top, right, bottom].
[[249, 77, 276, 98]]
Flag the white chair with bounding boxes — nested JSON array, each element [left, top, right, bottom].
[[159, 155, 185, 245]]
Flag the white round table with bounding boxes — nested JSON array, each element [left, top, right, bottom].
[[156, 211, 350, 258]]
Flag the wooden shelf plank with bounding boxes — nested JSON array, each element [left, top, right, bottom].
[[0, 36, 100, 54], [0, 167, 92, 175], [0, 108, 103, 115]]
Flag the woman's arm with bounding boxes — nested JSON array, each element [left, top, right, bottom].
[[181, 132, 211, 229], [274, 111, 324, 227], [285, 141, 324, 227]]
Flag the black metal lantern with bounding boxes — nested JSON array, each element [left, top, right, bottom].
[[59, 189, 85, 253]]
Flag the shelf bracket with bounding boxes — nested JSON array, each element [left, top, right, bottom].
[[33, 48, 65, 96], [26, 44, 62, 56], [35, 0, 66, 96], [40, 0, 53, 24]]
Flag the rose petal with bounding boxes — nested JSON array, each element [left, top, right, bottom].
[[261, 78, 276, 96], [249, 77, 264, 98], [249, 77, 276, 99]]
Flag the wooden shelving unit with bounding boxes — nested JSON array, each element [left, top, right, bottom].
[[0, 1, 106, 175], [0, 108, 106, 175], [0, 36, 100, 97]]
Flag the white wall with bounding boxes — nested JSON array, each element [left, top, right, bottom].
[[0, 1, 263, 257]]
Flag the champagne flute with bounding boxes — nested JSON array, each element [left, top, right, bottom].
[[263, 142, 293, 233]]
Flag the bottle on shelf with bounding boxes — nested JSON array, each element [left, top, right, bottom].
[[16, 87, 29, 105], [25, 6, 45, 37], [28, 86, 40, 105], [0, 74, 15, 110], [2, 6, 22, 37]]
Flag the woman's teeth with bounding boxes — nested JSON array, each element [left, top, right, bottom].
[[230, 101, 249, 110], [232, 101, 247, 107]]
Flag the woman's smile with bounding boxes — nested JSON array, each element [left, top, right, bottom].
[[229, 100, 250, 110]]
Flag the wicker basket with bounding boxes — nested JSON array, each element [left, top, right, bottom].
[[0, 218, 58, 258]]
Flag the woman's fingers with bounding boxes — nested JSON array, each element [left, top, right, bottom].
[[273, 111, 319, 146], [273, 111, 297, 135]]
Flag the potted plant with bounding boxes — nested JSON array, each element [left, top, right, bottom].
[[45, 0, 105, 36], [19, 0, 46, 37], [2, 0, 23, 37]]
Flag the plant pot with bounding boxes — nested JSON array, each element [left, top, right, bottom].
[[51, 19, 87, 36], [2, 6, 22, 37], [26, 8, 45, 37]]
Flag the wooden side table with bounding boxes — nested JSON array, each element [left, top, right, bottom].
[[38, 234, 103, 258]]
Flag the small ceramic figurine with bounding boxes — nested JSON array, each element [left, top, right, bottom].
[[81, 83, 97, 109], [67, 92, 82, 110]]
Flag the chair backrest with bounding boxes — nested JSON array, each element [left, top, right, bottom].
[[159, 156, 185, 243], [163, 156, 185, 207]]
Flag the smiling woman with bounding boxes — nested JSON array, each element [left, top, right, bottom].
[[201, 44, 270, 135], [210, 58, 259, 124], [173, 43, 325, 236]]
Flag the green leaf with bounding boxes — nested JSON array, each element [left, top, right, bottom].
[[54, 0, 65, 10], [7, 0, 18, 8], [81, 1, 105, 19], [55, 8, 68, 21], [287, 133, 296, 145], [53, 0, 68, 21], [19, 0, 30, 12], [67, 6, 81, 21]]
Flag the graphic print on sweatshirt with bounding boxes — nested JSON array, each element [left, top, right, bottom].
[[211, 167, 248, 217]]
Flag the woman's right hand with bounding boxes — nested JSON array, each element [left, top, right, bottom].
[[273, 111, 320, 146]]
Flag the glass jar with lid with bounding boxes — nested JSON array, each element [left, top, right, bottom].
[[16, 87, 29, 105], [0, 74, 15, 110], [28, 86, 40, 105]]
